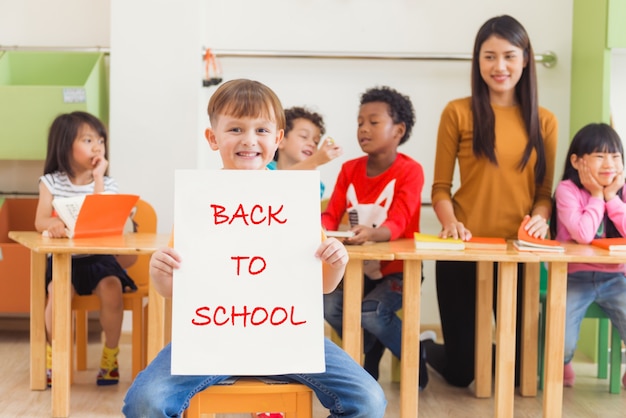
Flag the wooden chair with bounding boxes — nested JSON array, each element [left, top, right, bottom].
[[72, 199, 157, 379], [184, 378, 313, 418]]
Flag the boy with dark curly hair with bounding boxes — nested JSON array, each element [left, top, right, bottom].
[[321, 86, 426, 388]]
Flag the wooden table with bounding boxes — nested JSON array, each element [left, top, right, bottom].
[[383, 239, 540, 418], [143, 237, 620, 418], [521, 243, 626, 418], [8, 231, 169, 418]]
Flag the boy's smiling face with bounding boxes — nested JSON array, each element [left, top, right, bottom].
[[205, 114, 284, 170]]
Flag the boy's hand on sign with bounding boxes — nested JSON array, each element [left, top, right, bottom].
[[316, 238, 348, 269], [150, 247, 182, 297]]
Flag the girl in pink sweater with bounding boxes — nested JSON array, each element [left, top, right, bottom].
[[551, 123, 626, 388]]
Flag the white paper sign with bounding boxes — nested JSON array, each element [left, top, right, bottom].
[[171, 169, 325, 375]]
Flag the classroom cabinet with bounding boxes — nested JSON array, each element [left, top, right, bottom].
[[0, 198, 38, 313]]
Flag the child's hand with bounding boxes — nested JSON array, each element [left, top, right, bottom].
[[343, 225, 374, 245], [578, 160, 604, 199], [522, 214, 549, 239], [315, 237, 348, 269], [313, 137, 343, 166], [91, 155, 109, 179], [604, 171, 625, 201], [439, 221, 472, 241], [46, 218, 68, 238], [149, 247, 181, 297]]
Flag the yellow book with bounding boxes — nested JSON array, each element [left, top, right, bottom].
[[413, 232, 465, 250]]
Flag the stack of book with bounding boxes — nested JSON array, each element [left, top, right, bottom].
[[513, 218, 564, 252]]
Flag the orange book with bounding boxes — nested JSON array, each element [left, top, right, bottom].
[[52, 194, 139, 239], [513, 218, 564, 252], [464, 236, 507, 250], [591, 237, 626, 252]]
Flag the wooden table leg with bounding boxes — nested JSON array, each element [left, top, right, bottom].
[[543, 262, 567, 418], [30, 251, 47, 391], [342, 258, 364, 363], [401, 260, 421, 418], [52, 253, 72, 417], [520, 262, 540, 396], [475, 261, 494, 398], [494, 262, 517, 418]]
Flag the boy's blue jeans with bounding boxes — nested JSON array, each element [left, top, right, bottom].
[[564, 270, 626, 364], [122, 338, 386, 418], [324, 273, 403, 358]]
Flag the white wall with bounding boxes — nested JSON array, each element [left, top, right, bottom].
[[198, 0, 574, 210], [108, 1, 200, 221], [5, 0, 626, 327], [0, 0, 109, 46]]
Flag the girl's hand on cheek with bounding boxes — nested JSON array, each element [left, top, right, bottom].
[[91, 156, 108, 178], [578, 160, 603, 199], [605, 171, 625, 201]]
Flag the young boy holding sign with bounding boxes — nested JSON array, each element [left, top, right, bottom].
[[122, 79, 386, 418]]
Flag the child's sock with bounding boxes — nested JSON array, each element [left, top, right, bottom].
[[563, 362, 575, 387], [46, 343, 52, 388], [97, 345, 120, 386]]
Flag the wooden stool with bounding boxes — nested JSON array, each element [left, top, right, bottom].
[[184, 378, 313, 418]]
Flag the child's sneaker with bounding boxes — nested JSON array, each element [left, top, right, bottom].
[[97, 346, 120, 386], [563, 362, 575, 387], [46, 343, 52, 388]]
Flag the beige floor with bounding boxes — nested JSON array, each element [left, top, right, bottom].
[[2, 326, 626, 417]]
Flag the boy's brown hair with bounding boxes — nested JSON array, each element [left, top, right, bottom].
[[207, 79, 285, 130]]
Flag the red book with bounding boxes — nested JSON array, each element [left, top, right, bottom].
[[591, 238, 626, 252], [465, 236, 507, 250], [514, 218, 564, 252]]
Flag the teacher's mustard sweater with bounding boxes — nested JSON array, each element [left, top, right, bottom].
[[431, 97, 558, 239]]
